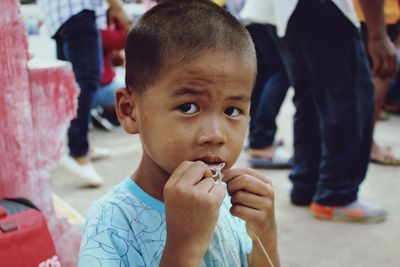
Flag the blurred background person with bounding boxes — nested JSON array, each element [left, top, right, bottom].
[[354, 0, 400, 166], [91, 9, 127, 131], [37, 0, 132, 187], [242, 0, 396, 223]]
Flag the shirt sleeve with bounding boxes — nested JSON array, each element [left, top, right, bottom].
[[78, 201, 145, 267]]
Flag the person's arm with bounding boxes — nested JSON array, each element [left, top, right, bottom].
[[106, 0, 133, 31], [159, 161, 226, 267], [223, 168, 280, 267], [358, 0, 397, 79]]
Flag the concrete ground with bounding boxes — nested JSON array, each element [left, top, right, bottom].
[[24, 5, 400, 266]]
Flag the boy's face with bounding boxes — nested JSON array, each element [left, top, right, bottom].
[[122, 50, 255, 182]]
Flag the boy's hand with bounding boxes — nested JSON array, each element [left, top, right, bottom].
[[223, 168, 280, 267], [161, 161, 226, 267], [223, 167, 276, 238]]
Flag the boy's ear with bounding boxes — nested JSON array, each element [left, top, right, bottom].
[[115, 87, 139, 134]]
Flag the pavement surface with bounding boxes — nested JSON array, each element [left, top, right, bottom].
[[25, 6, 400, 266]]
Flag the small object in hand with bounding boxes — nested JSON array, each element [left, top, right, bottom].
[[211, 162, 225, 184]]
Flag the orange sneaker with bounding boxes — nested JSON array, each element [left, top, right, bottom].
[[310, 200, 387, 223]]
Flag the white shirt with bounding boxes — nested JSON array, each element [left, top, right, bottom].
[[37, 0, 107, 37], [240, 0, 360, 37]]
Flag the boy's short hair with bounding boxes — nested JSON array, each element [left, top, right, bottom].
[[125, 0, 255, 94]]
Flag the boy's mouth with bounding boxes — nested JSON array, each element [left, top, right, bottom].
[[197, 156, 224, 171], [207, 163, 224, 172]]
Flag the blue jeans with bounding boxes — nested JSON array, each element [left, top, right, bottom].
[[246, 23, 290, 149], [267, 0, 374, 206], [55, 10, 102, 157], [92, 78, 124, 108]]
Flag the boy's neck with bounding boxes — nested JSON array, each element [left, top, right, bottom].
[[131, 159, 169, 202]]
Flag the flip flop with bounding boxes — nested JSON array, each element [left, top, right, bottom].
[[248, 147, 293, 169], [371, 155, 400, 166]]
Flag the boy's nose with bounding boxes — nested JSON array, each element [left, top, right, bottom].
[[197, 118, 226, 146]]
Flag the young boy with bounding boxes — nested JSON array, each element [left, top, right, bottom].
[[78, 1, 279, 266]]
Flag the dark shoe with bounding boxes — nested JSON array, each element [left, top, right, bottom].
[[91, 108, 118, 131]]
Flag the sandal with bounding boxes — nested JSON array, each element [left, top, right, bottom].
[[370, 144, 400, 166], [248, 147, 293, 169]]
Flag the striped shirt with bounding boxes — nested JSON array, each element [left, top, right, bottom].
[[37, 0, 107, 37]]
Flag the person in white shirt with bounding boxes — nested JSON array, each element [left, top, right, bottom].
[[37, 0, 132, 187], [241, 0, 396, 223]]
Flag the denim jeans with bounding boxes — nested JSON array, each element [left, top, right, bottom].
[[92, 68, 125, 108], [267, 0, 374, 206], [246, 23, 290, 149], [54, 10, 103, 157]]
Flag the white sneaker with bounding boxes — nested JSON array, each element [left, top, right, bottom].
[[59, 155, 104, 187], [89, 146, 111, 161]]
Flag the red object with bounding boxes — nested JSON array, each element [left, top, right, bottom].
[[0, 199, 59, 267], [100, 16, 126, 85], [0, 1, 81, 266]]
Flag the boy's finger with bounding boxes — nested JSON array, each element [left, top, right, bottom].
[[209, 184, 227, 203], [180, 161, 211, 186], [230, 204, 259, 222], [223, 168, 272, 184], [167, 161, 194, 185], [231, 190, 273, 211], [227, 174, 273, 197], [195, 177, 216, 192]]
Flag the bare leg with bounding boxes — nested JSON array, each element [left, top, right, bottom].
[[371, 77, 400, 165]]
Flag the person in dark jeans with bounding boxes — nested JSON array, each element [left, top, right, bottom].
[[245, 23, 292, 169], [55, 10, 103, 160], [38, 0, 132, 187], [266, 0, 396, 222]]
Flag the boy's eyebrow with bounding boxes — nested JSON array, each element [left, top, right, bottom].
[[172, 87, 208, 97], [227, 95, 251, 102], [172, 87, 251, 101]]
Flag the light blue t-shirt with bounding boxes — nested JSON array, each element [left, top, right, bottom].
[[79, 177, 252, 267]]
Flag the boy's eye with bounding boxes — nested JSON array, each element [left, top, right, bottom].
[[178, 103, 199, 114], [224, 106, 241, 117]]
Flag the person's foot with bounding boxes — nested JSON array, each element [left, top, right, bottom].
[[59, 155, 104, 187], [88, 146, 111, 161], [370, 142, 400, 166], [248, 146, 292, 169], [310, 200, 387, 223], [384, 102, 400, 115]]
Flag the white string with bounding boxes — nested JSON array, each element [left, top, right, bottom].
[[254, 234, 275, 267], [211, 163, 275, 267], [211, 162, 225, 184]]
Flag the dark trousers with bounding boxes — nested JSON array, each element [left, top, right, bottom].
[[54, 10, 102, 157], [268, 0, 374, 205], [247, 23, 290, 149]]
